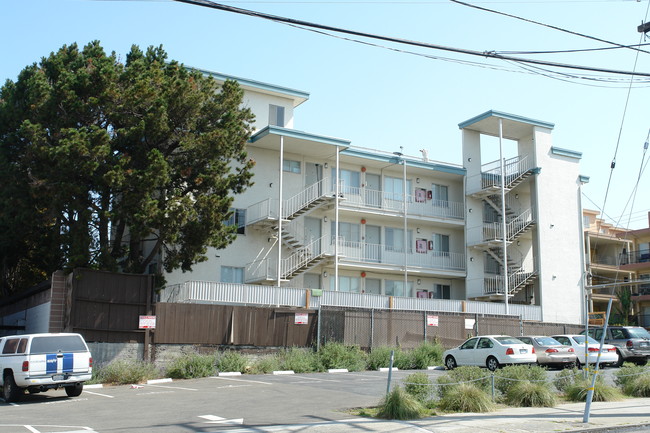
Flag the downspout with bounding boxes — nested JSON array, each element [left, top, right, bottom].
[[335, 147, 340, 292], [277, 135, 284, 288], [499, 118, 509, 315]]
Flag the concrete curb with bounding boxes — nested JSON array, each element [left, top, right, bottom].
[[147, 378, 173, 384]]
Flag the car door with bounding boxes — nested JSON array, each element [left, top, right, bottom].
[[456, 338, 478, 366], [474, 337, 495, 365]]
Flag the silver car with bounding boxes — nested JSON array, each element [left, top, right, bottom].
[[518, 336, 577, 369]]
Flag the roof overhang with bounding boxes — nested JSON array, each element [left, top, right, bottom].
[[249, 126, 350, 157], [458, 110, 555, 140]]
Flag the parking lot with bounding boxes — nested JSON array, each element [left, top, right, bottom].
[[0, 367, 619, 433]]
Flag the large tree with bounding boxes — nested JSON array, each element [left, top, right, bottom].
[[0, 41, 255, 295]]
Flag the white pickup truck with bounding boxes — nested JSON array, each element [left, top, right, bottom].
[[0, 333, 93, 402]]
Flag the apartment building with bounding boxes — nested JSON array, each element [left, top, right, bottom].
[[620, 213, 650, 326], [163, 70, 587, 324]]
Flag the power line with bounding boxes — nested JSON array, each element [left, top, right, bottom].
[[450, 0, 650, 55], [173, 0, 650, 77]]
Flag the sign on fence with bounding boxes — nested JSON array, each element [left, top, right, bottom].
[[139, 315, 156, 329], [427, 315, 439, 327], [295, 313, 308, 325], [464, 318, 475, 330]]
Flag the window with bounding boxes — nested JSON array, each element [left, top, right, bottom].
[[385, 280, 412, 297], [269, 104, 285, 127], [460, 338, 477, 350], [431, 183, 448, 205], [432, 284, 451, 299], [225, 208, 246, 235], [365, 278, 381, 294], [283, 159, 301, 174], [221, 266, 244, 283], [330, 276, 360, 293], [385, 228, 412, 252], [384, 176, 412, 201], [431, 233, 450, 256], [332, 222, 360, 243], [333, 168, 360, 194], [583, 215, 591, 228], [2, 338, 19, 354]]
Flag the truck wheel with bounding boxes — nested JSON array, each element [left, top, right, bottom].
[[2, 372, 23, 402], [65, 383, 83, 397], [613, 350, 624, 368]]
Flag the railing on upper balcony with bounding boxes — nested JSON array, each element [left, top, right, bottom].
[[483, 208, 534, 242], [619, 249, 650, 266], [339, 186, 464, 220], [336, 238, 465, 271], [481, 155, 534, 190]]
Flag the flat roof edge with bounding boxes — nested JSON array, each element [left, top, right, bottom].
[[458, 110, 555, 130]]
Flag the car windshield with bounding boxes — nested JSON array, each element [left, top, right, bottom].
[[628, 328, 650, 339], [495, 336, 523, 345], [535, 336, 562, 346], [572, 335, 598, 345]]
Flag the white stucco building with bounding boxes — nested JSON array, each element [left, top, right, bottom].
[[162, 71, 587, 324]]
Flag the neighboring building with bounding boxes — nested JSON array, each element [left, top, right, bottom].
[[620, 213, 650, 327], [160, 71, 587, 324], [583, 209, 633, 318]]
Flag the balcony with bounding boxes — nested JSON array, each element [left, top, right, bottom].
[[339, 186, 464, 221], [336, 239, 466, 273], [620, 249, 650, 266]]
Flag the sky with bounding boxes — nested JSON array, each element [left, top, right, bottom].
[[2, 0, 650, 229]]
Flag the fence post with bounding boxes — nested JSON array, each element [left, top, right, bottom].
[[491, 374, 495, 401], [519, 315, 524, 336], [475, 312, 479, 336], [370, 309, 375, 350], [423, 311, 427, 343], [386, 350, 395, 395], [317, 306, 322, 351]]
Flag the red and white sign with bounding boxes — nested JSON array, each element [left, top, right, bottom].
[[139, 315, 156, 329], [427, 315, 439, 327], [294, 313, 308, 325]]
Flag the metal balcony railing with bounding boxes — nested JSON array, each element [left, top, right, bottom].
[[481, 155, 534, 190], [483, 208, 534, 242], [619, 249, 650, 266]]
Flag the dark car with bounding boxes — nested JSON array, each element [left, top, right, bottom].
[[581, 326, 650, 367]]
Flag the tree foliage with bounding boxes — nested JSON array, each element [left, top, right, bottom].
[[0, 41, 255, 295]]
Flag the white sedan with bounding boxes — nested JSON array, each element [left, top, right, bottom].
[[443, 335, 536, 371], [552, 334, 619, 367]]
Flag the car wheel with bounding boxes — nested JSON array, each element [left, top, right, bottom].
[[575, 359, 583, 370], [2, 372, 23, 403], [65, 383, 83, 397], [635, 359, 648, 367], [445, 356, 457, 370], [613, 350, 624, 368], [486, 356, 499, 372]]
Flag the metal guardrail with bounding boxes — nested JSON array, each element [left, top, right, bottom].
[[157, 281, 543, 320]]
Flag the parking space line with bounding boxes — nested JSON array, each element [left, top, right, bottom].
[[84, 390, 115, 398], [210, 376, 272, 385], [24, 427, 40, 433], [289, 375, 342, 383], [145, 383, 198, 391]]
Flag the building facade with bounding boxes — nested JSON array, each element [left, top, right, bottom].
[[162, 71, 587, 324]]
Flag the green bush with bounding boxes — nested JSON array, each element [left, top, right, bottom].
[[317, 342, 367, 372], [376, 386, 425, 420], [505, 381, 556, 407], [622, 373, 650, 397], [437, 383, 495, 413], [436, 366, 491, 398], [216, 350, 248, 374], [90, 359, 160, 385], [614, 364, 649, 389], [248, 354, 281, 374], [564, 376, 622, 402], [494, 364, 548, 395], [278, 347, 321, 373], [553, 367, 581, 393], [166, 352, 216, 379], [403, 372, 433, 402], [408, 341, 444, 370], [367, 346, 407, 370]]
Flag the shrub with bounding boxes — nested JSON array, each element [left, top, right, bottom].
[[317, 342, 367, 372], [166, 352, 216, 379], [403, 372, 433, 402], [614, 363, 649, 389], [376, 386, 425, 420], [248, 354, 281, 374], [553, 367, 581, 393], [408, 341, 444, 370], [278, 347, 320, 373], [494, 364, 548, 395], [216, 350, 248, 374], [90, 359, 160, 385], [564, 376, 622, 402], [505, 381, 556, 407], [437, 383, 495, 413], [622, 373, 650, 397], [436, 366, 491, 398], [367, 346, 408, 370]]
